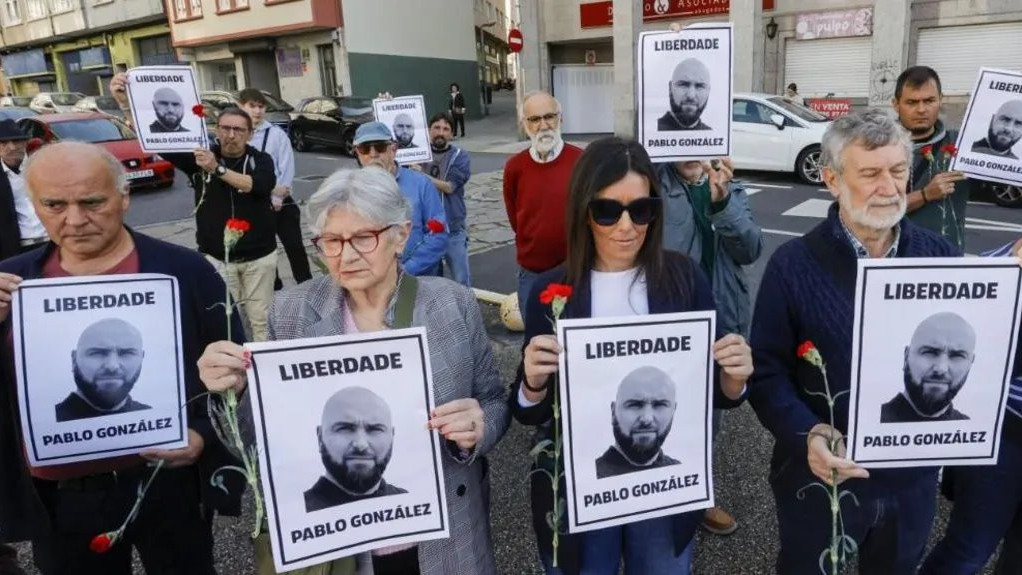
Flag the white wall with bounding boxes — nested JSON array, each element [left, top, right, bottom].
[[342, 0, 475, 60], [277, 31, 335, 106]]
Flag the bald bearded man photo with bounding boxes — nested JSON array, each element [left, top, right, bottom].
[[596, 366, 681, 479], [881, 312, 976, 423], [658, 58, 712, 131], [150, 87, 188, 133], [972, 99, 1022, 160], [305, 386, 408, 512]]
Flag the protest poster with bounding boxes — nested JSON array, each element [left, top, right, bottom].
[[11, 274, 188, 466], [245, 328, 449, 572], [557, 312, 716, 533], [637, 23, 733, 162], [125, 65, 208, 153], [847, 258, 1022, 468], [372, 95, 432, 165], [951, 67, 1022, 187]]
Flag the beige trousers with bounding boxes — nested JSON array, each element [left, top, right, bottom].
[[205, 251, 278, 342]]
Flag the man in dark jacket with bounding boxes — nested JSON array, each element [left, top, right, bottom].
[[0, 119, 45, 261], [0, 141, 243, 574]]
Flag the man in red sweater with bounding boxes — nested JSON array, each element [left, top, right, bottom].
[[502, 91, 583, 314]]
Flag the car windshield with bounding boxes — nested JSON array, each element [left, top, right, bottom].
[[12, 97, 32, 107], [338, 97, 373, 117], [51, 93, 84, 106], [49, 118, 133, 142], [94, 96, 120, 110], [261, 92, 293, 112], [767, 97, 829, 122], [0, 108, 37, 120]]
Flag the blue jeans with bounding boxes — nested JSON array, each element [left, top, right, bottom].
[[517, 267, 541, 316], [539, 519, 694, 575], [770, 452, 938, 575], [919, 433, 1022, 574], [442, 224, 471, 286]]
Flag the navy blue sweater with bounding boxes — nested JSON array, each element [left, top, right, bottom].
[[748, 203, 958, 484]]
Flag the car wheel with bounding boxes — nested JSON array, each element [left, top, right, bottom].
[[991, 182, 1022, 208], [796, 145, 823, 185], [342, 132, 356, 157], [291, 127, 310, 152]]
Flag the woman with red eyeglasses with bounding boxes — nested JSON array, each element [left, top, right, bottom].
[[511, 137, 752, 575]]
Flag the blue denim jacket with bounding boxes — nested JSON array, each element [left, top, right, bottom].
[[396, 167, 449, 275]]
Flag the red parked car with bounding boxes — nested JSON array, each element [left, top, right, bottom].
[[17, 112, 175, 190]]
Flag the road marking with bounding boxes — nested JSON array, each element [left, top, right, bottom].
[[968, 201, 996, 206], [782, 199, 832, 218], [965, 217, 1022, 231], [315, 156, 340, 161], [745, 187, 762, 196], [744, 182, 792, 189], [762, 228, 803, 237]]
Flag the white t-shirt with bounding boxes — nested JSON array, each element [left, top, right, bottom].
[[7, 163, 46, 240]]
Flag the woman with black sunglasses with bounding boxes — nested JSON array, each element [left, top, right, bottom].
[[510, 137, 753, 574]]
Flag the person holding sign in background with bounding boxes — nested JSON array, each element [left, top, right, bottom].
[[0, 142, 244, 575], [513, 137, 751, 574], [0, 118, 47, 260], [748, 109, 960, 575], [197, 166, 508, 575]]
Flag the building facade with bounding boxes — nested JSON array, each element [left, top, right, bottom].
[[521, 0, 1022, 133], [475, 0, 510, 86]]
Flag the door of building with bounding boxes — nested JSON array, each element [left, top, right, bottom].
[[61, 51, 99, 96], [242, 51, 280, 96], [551, 64, 613, 134], [916, 22, 1022, 95], [784, 36, 871, 98], [318, 44, 337, 97]]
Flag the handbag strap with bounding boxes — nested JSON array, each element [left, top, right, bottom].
[[392, 274, 418, 329]]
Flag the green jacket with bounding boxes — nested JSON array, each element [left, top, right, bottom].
[[906, 120, 973, 251]]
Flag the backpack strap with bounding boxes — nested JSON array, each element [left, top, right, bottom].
[[260, 128, 270, 153], [392, 274, 418, 329]]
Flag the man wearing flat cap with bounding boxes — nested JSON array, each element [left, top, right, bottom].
[[0, 118, 46, 261]]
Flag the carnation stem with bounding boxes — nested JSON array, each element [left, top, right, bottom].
[[821, 367, 840, 575], [552, 373, 561, 567]]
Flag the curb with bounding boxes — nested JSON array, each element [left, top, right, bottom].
[[473, 287, 509, 305]]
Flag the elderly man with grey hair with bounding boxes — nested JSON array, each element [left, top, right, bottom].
[[0, 141, 245, 574], [747, 108, 959, 574], [197, 166, 509, 574]]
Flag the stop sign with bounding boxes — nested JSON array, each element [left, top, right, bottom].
[[508, 28, 523, 53]]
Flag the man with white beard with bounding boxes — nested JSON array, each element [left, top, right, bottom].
[[502, 91, 583, 309], [748, 108, 960, 574]]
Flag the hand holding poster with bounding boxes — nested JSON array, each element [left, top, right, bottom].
[[847, 258, 1022, 468], [372, 95, 432, 165], [245, 328, 448, 572], [557, 312, 715, 533], [12, 274, 188, 466], [951, 67, 1022, 186], [638, 23, 733, 161], [125, 66, 208, 154]]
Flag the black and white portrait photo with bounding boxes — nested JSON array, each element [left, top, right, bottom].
[[638, 23, 733, 161], [125, 65, 207, 154], [305, 386, 408, 513], [372, 95, 431, 165], [880, 312, 975, 423], [244, 328, 449, 572], [56, 318, 151, 423], [846, 259, 1022, 468], [557, 313, 715, 533], [11, 274, 188, 466], [950, 67, 1022, 187], [596, 366, 680, 479]]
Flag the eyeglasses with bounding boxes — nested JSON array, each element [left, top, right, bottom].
[[217, 125, 249, 135], [588, 198, 660, 227], [355, 142, 391, 155], [311, 225, 394, 257], [524, 113, 560, 127]]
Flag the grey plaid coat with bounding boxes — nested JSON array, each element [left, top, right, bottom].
[[268, 274, 509, 575]]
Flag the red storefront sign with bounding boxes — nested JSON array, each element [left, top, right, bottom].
[[806, 98, 852, 119], [581, 0, 734, 29]]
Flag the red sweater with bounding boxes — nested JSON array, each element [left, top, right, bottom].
[[502, 144, 583, 272]]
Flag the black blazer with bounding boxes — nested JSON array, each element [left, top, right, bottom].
[[0, 169, 20, 262], [449, 92, 466, 114]]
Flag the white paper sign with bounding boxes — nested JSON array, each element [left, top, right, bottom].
[[126, 65, 208, 153], [245, 328, 449, 572], [557, 312, 715, 533], [12, 274, 188, 466], [847, 258, 1022, 468], [637, 23, 733, 161], [951, 67, 1022, 187], [372, 95, 432, 165]]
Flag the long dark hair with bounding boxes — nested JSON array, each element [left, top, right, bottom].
[[564, 137, 680, 299]]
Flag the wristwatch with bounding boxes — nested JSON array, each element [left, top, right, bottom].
[[215, 165, 227, 177]]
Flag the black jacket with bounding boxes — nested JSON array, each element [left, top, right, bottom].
[[54, 393, 151, 423], [304, 476, 407, 513], [449, 92, 466, 114], [880, 393, 968, 423], [657, 112, 710, 131], [0, 169, 20, 262]]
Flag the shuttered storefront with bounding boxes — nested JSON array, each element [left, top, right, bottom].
[[551, 64, 614, 134], [916, 22, 1022, 95], [784, 36, 872, 98]]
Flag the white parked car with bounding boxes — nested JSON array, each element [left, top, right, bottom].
[[29, 92, 85, 114], [731, 92, 831, 184]]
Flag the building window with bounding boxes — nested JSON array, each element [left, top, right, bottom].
[[216, 0, 247, 13], [174, 0, 201, 21], [2, 0, 18, 24], [24, 0, 43, 20], [50, 0, 72, 11]]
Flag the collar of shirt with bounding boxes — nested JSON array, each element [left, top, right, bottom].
[[324, 470, 382, 497], [899, 390, 951, 419], [839, 217, 901, 259], [529, 139, 565, 164], [72, 390, 129, 413], [611, 444, 660, 468]]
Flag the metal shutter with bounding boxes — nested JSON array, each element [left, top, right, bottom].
[[917, 23, 1022, 95], [784, 37, 872, 98], [552, 64, 614, 134]]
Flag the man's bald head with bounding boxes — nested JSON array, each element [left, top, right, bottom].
[[669, 58, 711, 127], [392, 113, 415, 147], [320, 386, 393, 429], [988, 99, 1022, 153], [611, 366, 677, 462], [318, 386, 395, 493], [903, 312, 976, 416], [152, 87, 184, 129], [25, 141, 127, 199], [72, 318, 145, 409]]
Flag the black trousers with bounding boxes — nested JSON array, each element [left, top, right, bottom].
[[371, 546, 420, 575], [274, 195, 312, 290], [31, 466, 215, 575], [452, 113, 466, 137]]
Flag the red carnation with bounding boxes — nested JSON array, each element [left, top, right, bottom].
[[192, 103, 205, 117], [226, 218, 251, 233], [539, 283, 573, 305], [920, 145, 934, 161], [941, 143, 958, 157], [89, 533, 113, 554], [797, 341, 816, 359], [426, 219, 445, 234]]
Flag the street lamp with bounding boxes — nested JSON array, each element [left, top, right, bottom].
[[765, 17, 778, 40]]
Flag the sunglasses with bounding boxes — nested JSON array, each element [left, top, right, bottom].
[[355, 141, 391, 155], [588, 197, 660, 226]]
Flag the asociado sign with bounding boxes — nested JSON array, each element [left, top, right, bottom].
[[581, 0, 731, 29]]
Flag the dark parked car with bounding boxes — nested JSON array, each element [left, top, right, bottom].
[[289, 96, 374, 155], [200, 90, 293, 131], [980, 181, 1022, 208]]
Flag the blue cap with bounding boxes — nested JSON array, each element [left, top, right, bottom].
[[353, 121, 394, 146]]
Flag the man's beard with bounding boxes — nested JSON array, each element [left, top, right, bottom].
[[903, 363, 967, 416], [612, 416, 671, 463], [431, 137, 450, 153], [670, 94, 707, 127], [837, 182, 906, 232], [397, 135, 413, 148], [989, 124, 1022, 152], [157, 112, 182, 129], [529, 128, 562, 156], [73, 362, 141, 409], [322, 444, 393, 494]]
